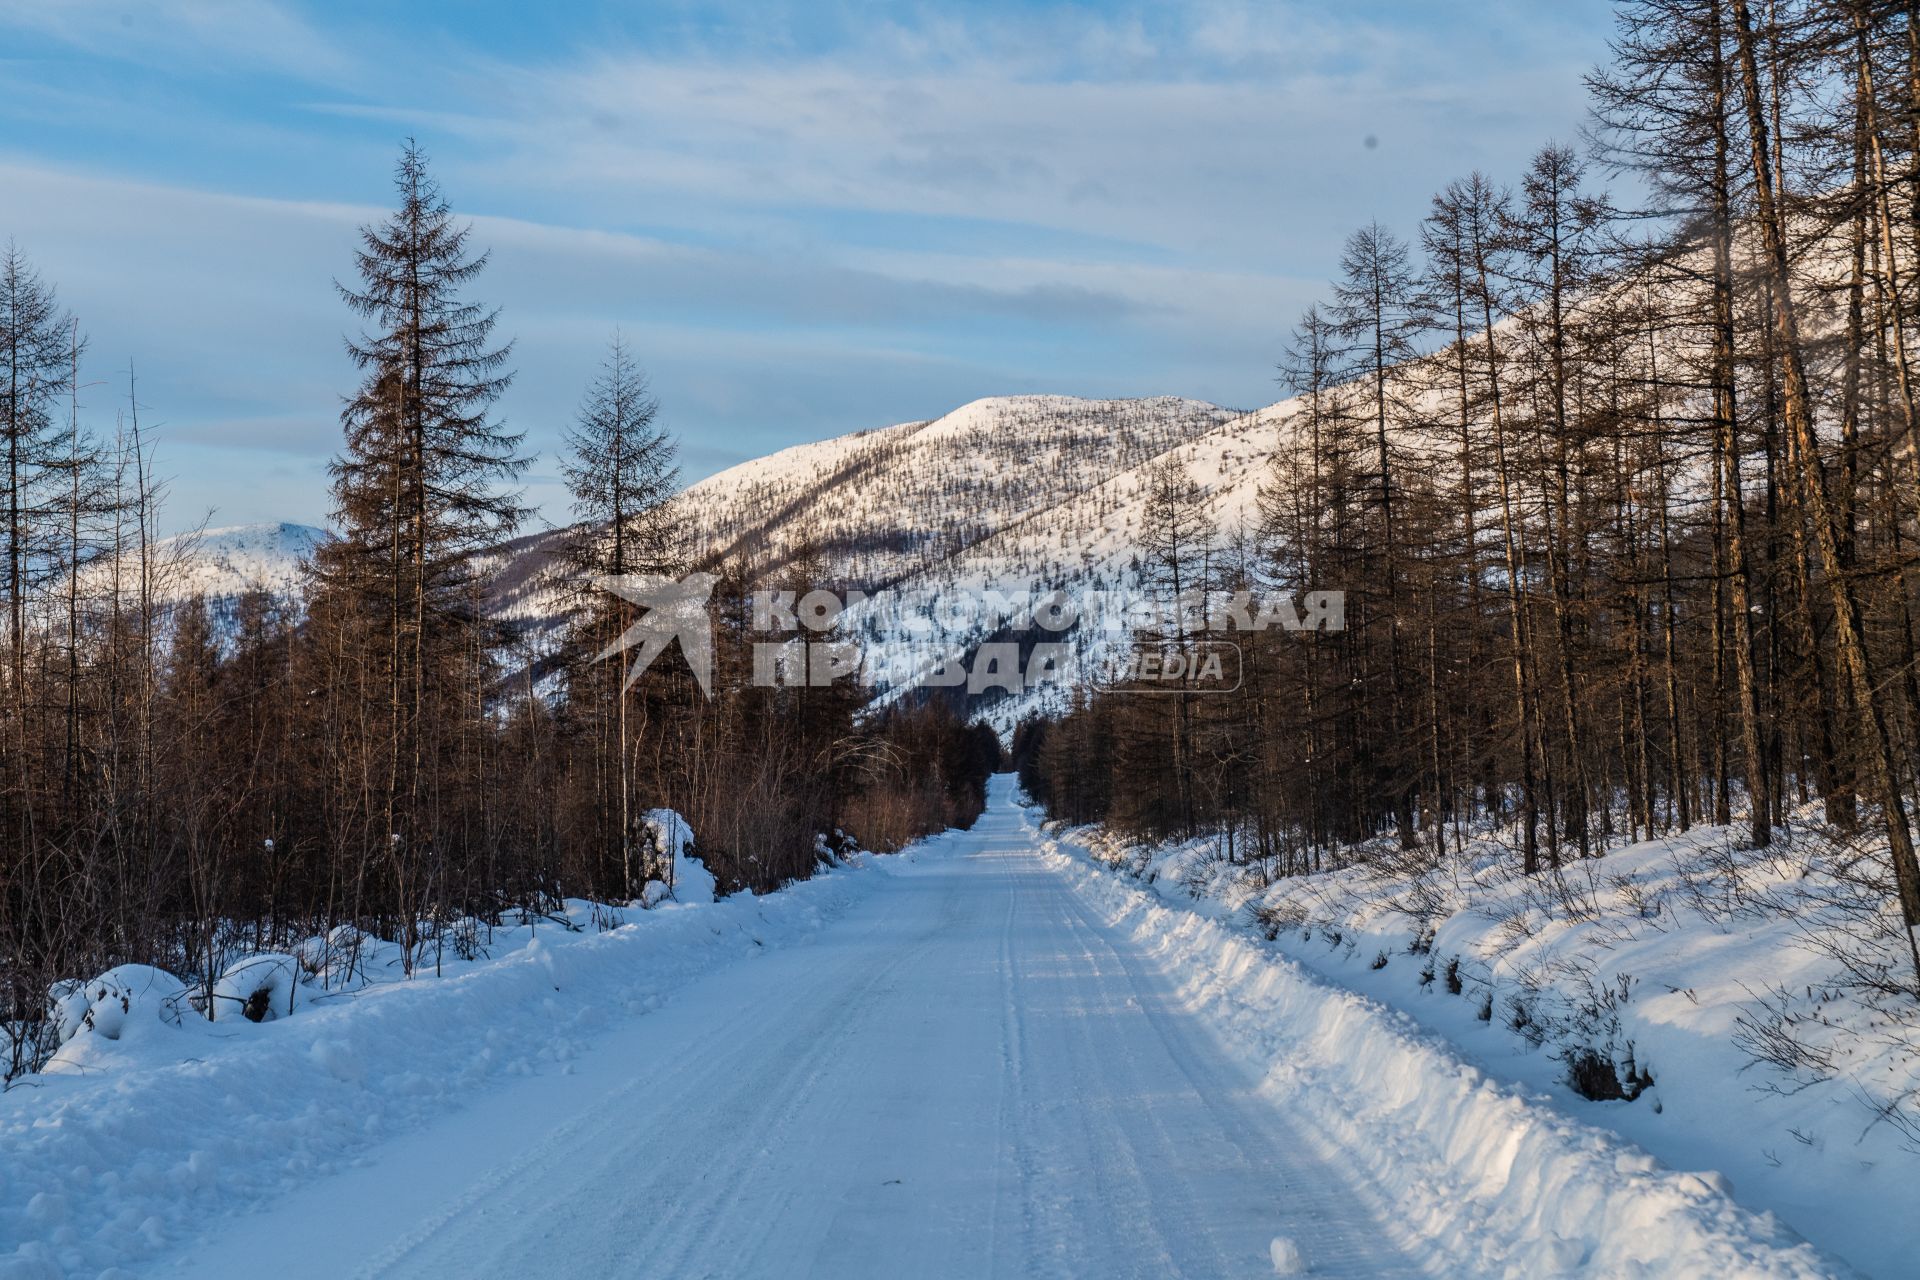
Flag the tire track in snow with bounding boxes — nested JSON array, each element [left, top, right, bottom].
[[1048, 858, 1436, 1278]]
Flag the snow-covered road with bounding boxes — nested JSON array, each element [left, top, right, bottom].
[[152, 783, 1426, 1279]]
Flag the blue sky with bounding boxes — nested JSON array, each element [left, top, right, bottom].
[[0, 0, 1616, 533]]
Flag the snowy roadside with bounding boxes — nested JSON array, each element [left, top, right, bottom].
[[0, 850, 904, 1279], [1031, 805, 1858, 1280]]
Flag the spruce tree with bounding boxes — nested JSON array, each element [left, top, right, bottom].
[[563, 333, 679, 581], [316, 140, 529, 972]]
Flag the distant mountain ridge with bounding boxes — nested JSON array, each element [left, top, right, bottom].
[[168, 522, 327, 597], [149, 394, 1291, 721], [99, 521, 326, 621]]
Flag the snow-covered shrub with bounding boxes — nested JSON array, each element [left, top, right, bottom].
[[296, 924, 378, 988], [1167, 843, 1226, 899], [1562, 1042, 1655, 1103], [586, 901, 627, 932], [1565, 1046, 1630, 1101], [640, 809, 715, 904], [209, 954, 302, 1023], [47, 979, 91, 1045], [814, 828, 858, 866], [429, 915, 489, 962], [1246, 896, 1307, 941], [1267, 1236, 1307, 1275], [45, 965, 189, 1059]]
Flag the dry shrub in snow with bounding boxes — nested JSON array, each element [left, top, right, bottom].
[[209, 955, 302, 1023]]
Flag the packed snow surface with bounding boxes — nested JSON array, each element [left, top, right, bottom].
[[2, 780, 1848, 1278]]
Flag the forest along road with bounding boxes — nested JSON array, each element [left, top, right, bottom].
[[157, 777, 1431, 1280]]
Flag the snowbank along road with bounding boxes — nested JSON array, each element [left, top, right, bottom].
[[15, 778, 1847, 1279]]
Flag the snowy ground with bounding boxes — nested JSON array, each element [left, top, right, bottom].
[[2, 779, 1852, 1278], [1053, 811, 1919, 1280]]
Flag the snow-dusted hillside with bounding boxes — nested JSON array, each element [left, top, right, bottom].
[[84, 522, 326, 632], [450, 393, 1268, 692], [672, 393, 1278, 724], [836, 397, 1303, 727], [683, 394, 1242, 584], [157, 522, 325, 601]]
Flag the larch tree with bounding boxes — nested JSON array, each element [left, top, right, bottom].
[[1726, 0, 1920, 977], [0, 246, 75, 763], [1328, 222, 1429, 848], [560, 332, 680, 897]]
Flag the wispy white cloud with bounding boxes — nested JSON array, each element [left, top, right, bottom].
[[0, 0, 357, 81], [0, 0, 1615, 531], [366, 1, 1599, 277], [0, 159, 1211, 526]]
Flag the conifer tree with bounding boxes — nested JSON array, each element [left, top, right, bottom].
[[315, 140, 529, 972], [560, 333, 680, 897], [0, 245, 75, 732], [1329, 222, 1429, 847]]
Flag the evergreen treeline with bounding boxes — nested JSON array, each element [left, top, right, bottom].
[[1020, 0, 1920, 984], [0, 144, 998, 1081]]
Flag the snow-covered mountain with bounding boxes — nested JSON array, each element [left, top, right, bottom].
[[682, 394, 1243, 586], [86, 521, 326, 632], [155, 522, 326, 601], [145, 395, 1298, 715], [470, 393, 1280, 719], [680, 393, 1277, 724]]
